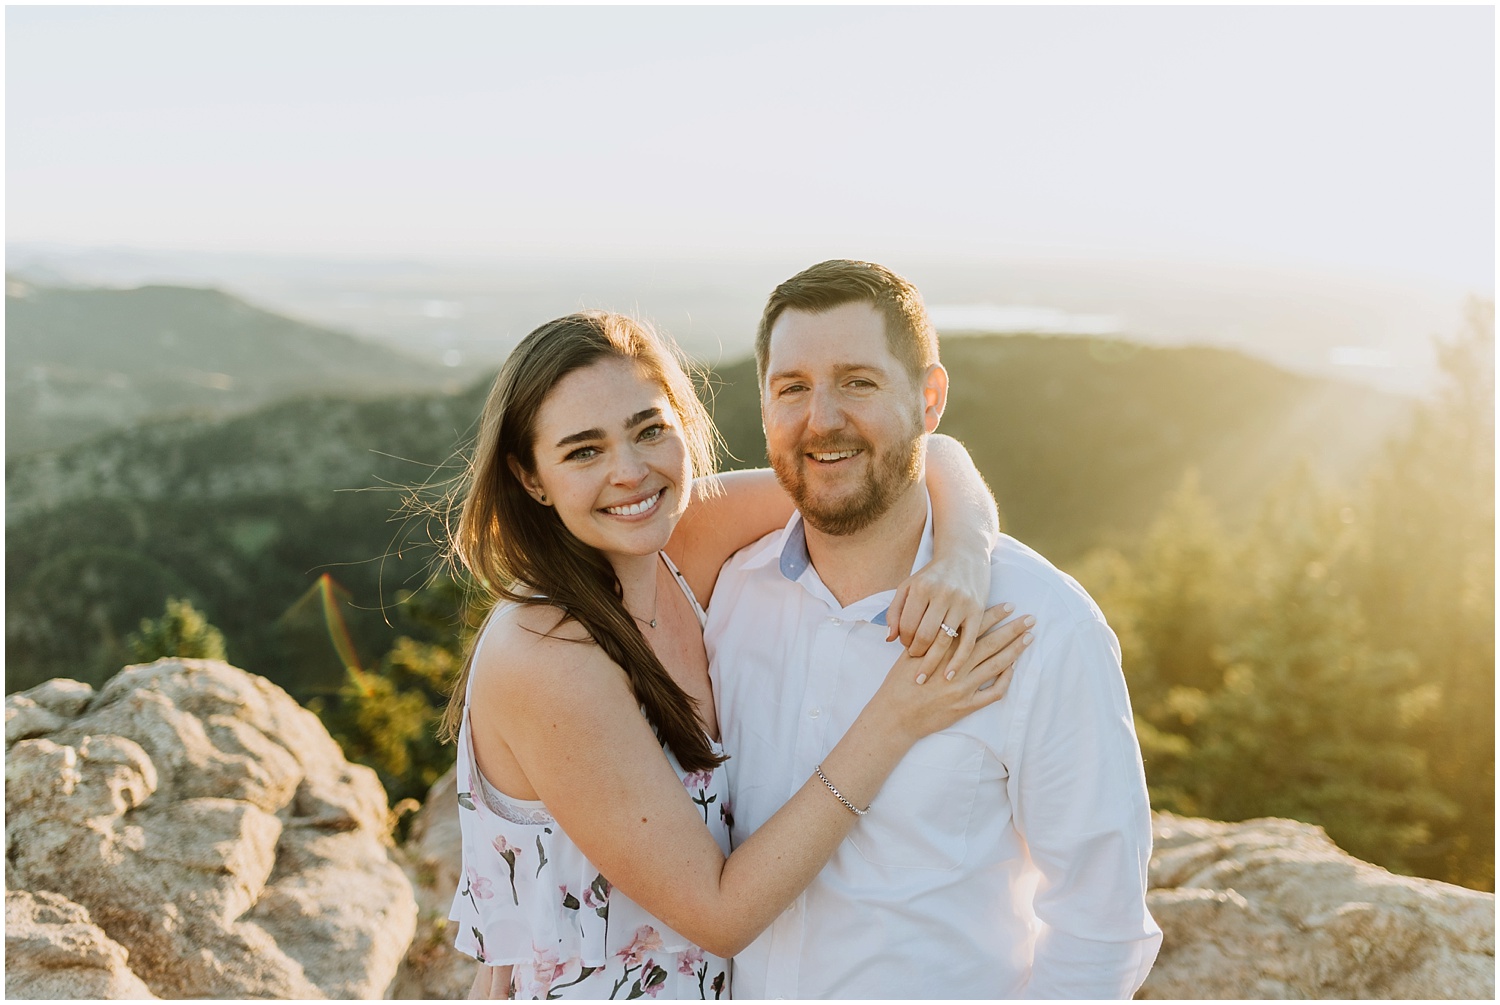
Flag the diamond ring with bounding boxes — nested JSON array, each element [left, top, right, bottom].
[[940, 623, 960, 639]]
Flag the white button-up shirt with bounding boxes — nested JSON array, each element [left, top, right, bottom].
[[705, 503, 1162, 999]]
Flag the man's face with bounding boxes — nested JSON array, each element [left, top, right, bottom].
[[761, 301, 942, 535]]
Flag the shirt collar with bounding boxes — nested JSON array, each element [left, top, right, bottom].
[[759, 491, 935, 626]]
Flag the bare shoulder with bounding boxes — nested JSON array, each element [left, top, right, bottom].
[[470, 603, 632, 726]]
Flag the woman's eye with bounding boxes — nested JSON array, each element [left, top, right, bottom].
[[639, 423, 667, 441], [565, 446, 599, 461]]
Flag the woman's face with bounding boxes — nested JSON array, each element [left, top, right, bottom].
[[515, 355, 692, 562]]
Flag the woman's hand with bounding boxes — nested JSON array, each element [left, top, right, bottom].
[[885, 552, 993, 675], [870, 603, 1035, 742], [467, 964, 513, 999]]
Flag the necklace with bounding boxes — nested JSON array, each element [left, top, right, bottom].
[[629, 558, 662, 629]]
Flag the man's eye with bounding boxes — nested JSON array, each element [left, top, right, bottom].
[[778, 384, 807, 396], [847, 379, 875, 389]]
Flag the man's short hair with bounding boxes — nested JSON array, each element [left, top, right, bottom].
[[755, 259, 940, 385]]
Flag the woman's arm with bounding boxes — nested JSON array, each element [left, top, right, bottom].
[[886, 434, 1000, 673], [668, 433, 997, 611], [473, 603, 1032, 960], [666, 470, 795, 606]]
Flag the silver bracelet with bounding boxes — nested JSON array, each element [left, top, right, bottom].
[[815, 764, 869, 817]]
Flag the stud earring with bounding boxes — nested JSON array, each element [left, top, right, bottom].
[[537, 492, 548, 504]]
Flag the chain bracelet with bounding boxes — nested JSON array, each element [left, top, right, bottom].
[[815, 764, 869, 817]]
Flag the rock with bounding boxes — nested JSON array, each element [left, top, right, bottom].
[[395, 782, 1497, 1001], [1139, 813, 1496, 999], [5, 889, 157, 1000], [388, 765, 476, 1000], [4, 661, 418, 1000]]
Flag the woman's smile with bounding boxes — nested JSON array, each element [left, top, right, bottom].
[[601, 488, 666, 519]]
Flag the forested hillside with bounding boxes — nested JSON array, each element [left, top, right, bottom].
[[5, 278, 460, 456], [6, 332, 1407, 693], [712, 334, 1410, 559]]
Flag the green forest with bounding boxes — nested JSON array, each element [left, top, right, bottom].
[[7, 299, 1492, 891]]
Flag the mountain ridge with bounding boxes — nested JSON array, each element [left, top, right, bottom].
[[5, 278, 463, 456]]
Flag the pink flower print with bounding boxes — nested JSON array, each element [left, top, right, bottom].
[[615, 924, 665, 967], [457, 769, 480, 811], [678, 945, 705, 975], [465, 866, 494, 900], [681, 768, 714, 791], [684, 769, 718, 824], [527, 945, 583, 998], [492, 834, 521, 905], [583, 873, 612, 920], [640, 960, 667, 997]]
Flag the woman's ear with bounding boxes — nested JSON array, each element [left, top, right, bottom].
[[507, 455, 551, 505]]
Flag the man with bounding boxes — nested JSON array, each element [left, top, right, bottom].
[[705, 260, 1161, 998]]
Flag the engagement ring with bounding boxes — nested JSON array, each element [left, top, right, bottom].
[[940, 623, 960, 639]]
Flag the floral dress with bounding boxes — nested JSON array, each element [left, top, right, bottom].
[[449, 556, 733, 1000]]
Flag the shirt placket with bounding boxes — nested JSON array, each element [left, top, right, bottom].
[[763, 609, 849, 999]]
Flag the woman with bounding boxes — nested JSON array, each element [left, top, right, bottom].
[[444, 312, 1031, 999]]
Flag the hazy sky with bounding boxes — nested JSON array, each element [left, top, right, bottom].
[[7, 5, 1495, 291]]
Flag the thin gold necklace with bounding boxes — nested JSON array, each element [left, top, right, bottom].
[[629, 558, 662, 629]]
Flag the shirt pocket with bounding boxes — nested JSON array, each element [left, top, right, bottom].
[[848, 731, 984, 871]]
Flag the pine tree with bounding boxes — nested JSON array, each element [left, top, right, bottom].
[[126, 597, 228, 663]]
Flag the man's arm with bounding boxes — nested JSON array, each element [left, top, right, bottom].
[[1007, 617, 1162, 998]]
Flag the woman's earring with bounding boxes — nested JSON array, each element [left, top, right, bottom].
[[537, 492, 548, 504]]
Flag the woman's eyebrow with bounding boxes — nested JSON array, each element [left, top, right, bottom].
[[623, 406, 663, 428], [554, 408, 663, 448]]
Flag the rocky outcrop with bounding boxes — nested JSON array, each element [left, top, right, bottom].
[[397, 773, 1496, 1001], [5, 889, 157, 999], [10, 664, 1493, 1000], [388, 771, 475, 1000], [4, 660, 418, 1000], [1139, 813, 1495, 999]]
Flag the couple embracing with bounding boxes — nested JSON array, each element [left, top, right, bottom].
[[444, 260, 1161, 1000]]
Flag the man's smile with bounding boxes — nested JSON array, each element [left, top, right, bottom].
[[809, 449, 863, 464]]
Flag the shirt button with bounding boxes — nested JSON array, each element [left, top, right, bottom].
[[808, 708, 821, 719], [828, 616, 842, 626]]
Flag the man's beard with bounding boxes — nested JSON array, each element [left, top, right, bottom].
[[770, 421, 924, 537]]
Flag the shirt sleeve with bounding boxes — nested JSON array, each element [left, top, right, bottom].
[[1006, 616, 1162, 999]]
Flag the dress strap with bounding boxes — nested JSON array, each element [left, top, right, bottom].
[[660, 551, 708, 628]]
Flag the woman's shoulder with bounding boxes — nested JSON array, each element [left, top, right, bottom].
[[471, 602, 628, 713]]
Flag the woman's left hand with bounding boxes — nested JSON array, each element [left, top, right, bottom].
[[885, 553, 992, 676]]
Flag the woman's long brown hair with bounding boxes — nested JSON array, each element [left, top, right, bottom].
[[438, 312, 725, 773]]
